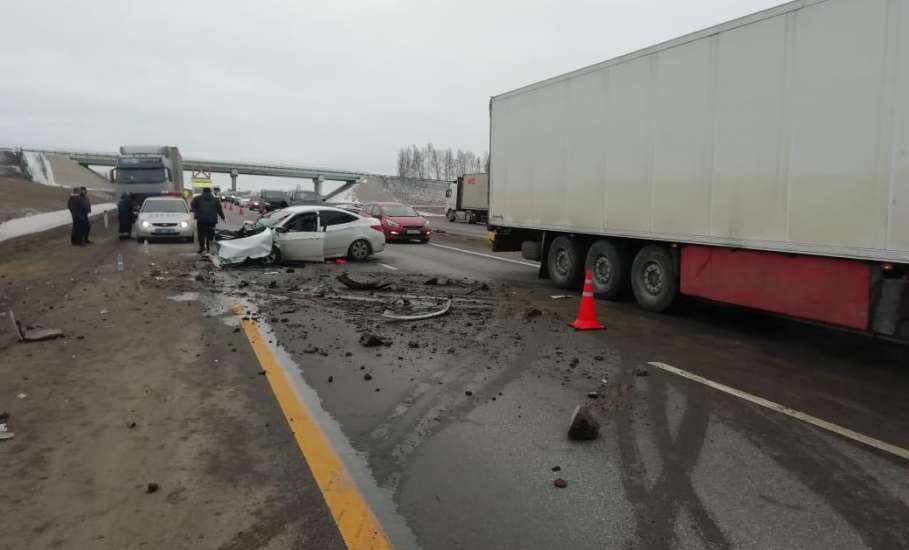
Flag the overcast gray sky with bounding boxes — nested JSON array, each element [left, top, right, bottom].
[[2, 0, 782, 177]]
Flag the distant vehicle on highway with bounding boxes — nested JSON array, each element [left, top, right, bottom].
[[288, 189, 322, 206], [135, 196, 194, 242], [446, 173, 488, 224], [247, 196, 264, 211], [111, 146, 184, 211], [362, 202, 431, 243], [230, 205, 385, 263], [260, 190, 289, 211]]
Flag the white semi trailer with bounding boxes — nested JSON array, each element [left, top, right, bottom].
[[489, 0, 909, 340]]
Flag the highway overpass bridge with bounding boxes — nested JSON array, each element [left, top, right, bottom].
[[14, 148, 369, 200]]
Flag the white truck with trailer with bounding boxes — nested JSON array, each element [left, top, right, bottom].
[[489, 0, 909, 340], [446, 172, 489, 224]]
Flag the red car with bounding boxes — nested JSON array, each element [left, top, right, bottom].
[[362, 202, 431, 243]]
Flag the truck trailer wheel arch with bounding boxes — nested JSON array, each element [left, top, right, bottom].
[[585, 240, 627, 299], [631, 244, 678, 312], [547, 235, 583, 289]]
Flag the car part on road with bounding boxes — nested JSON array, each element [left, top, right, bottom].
[[337, 272, 389, 291], [359, 332, 389, 347], [8, 309, 64, 342], [216, 228, 276, 266], [382, 299, 452, 321]]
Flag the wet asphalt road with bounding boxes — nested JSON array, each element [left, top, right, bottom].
[[219, 209, 909, 549]]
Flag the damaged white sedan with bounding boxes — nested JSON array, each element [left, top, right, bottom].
[[216, 205, 386, 265]]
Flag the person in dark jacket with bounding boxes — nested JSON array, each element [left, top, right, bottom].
[[67, 187, 85, 246], [79, 187, 93, 244], [117, 192, 134, 240], [190, 188, 225, 253]]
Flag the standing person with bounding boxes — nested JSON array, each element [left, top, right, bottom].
[[190, 187, 225, 254], [67, 187, 85, 246], [117, 192, 134, 240], [79, 187, 93, 244]]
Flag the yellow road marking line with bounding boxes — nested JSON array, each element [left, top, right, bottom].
[[648, 361, 909, 461], [236, 306, 393, 549]]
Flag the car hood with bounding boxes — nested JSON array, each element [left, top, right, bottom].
[[387, 216, 427, 226], [138, 212, 191, 222]]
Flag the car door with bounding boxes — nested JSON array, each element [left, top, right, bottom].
[[319, 210, 359, 257], [274, 212, 324, 262]]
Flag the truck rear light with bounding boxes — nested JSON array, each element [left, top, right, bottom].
[[370, 224, 383, 232], [882, 263, 894, 272]]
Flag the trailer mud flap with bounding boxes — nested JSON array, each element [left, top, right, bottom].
[[680, 245, 870, 330]]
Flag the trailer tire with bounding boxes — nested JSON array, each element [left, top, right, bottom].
[[446, 209, 456, 222], [585, 240, 626, 299], [521, 241, 542, 261], [631, 245, 678, 312], [467, 211, 477, 224], [547, 236, 582, 289]]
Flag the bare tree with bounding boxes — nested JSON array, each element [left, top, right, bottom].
[[395, 144, 486, 179]]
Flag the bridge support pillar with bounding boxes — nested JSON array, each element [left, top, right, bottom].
[[313, 176, 324, 200], [230, 168, 238, 192]]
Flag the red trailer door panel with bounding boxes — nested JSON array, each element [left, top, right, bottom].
[[680, 245, 870, 330]]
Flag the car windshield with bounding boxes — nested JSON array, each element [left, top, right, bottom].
[[255, 209, 292, 229], [141, 200, 187, 213], [383, 205, 419, 217], [118, 168, 166, 184]]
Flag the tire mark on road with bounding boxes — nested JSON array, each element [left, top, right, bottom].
[[617, 368, 729, 550]]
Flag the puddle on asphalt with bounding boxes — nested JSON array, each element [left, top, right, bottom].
[[215, 293, 420, 549]]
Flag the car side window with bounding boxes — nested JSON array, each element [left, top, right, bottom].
[[285, 212, 318, 232], [320, 210, 357, 227]]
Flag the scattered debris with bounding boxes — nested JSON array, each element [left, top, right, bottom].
[[328, 376, 334, 383], [359, 332, 388, 347], [17, 393, 26, 400], [382, 299, 452, 321], [0, 412, 12, 441], [634, 367, 649, 377], [9, 310, 64, 342], [286, 268, 296, 273], [465, 390, 473, 396], [553, 478, 568, 488], [364, 373, 373, 381], [268, 280, 278, 289], [146, 482, 159, 494], [523, 308, 542, 319], [551, 295, 571, 300], [568, 405, 600, 441], [407, 341, 420, 349], [551, 466, 561, 472], [100, 309, 109, 315], [569, 357, 579, 367], [335, 258, 347, 265], [127, 421, 137, 429], [587, 391, 599, 399], [337, 272, 389, 291], [594, 355, 604, 361]]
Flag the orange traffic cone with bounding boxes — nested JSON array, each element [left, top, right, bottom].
[[239, 206, 245, 215], [569, 270, 605, 330]]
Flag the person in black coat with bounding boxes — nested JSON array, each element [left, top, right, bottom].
[[117, 193, 134, 240], [78, 187, 93, 244], [67, 187, 85, 246], [190, 188, 225, 253]]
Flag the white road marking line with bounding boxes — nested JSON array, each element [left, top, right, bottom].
[[427, 243, 540, 268], [647, 361, 909, 461], [378, 263, 399, 271]]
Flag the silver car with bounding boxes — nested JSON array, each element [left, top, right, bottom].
[[136, 197, 195, 242]]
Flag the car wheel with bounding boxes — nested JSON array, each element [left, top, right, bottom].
[[547, 235, 582, 289], [630, 244, 678, 312], [348, 239, 372, 261], [585, 240, 627, 300], [268, 245, 283, 265]]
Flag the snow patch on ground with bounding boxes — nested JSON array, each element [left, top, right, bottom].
[[0, 203, 116, 243], [22, 152, 57, 186], [416, 211, 444, 217], [326, 184, 358, 204]]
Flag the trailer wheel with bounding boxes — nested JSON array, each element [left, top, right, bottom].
[[585, 240, 626, 299], [631, 245, 678, 312], [547, 236, 582, 289], [467, 211, 477, 224], [446, 209, 456, 222]]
